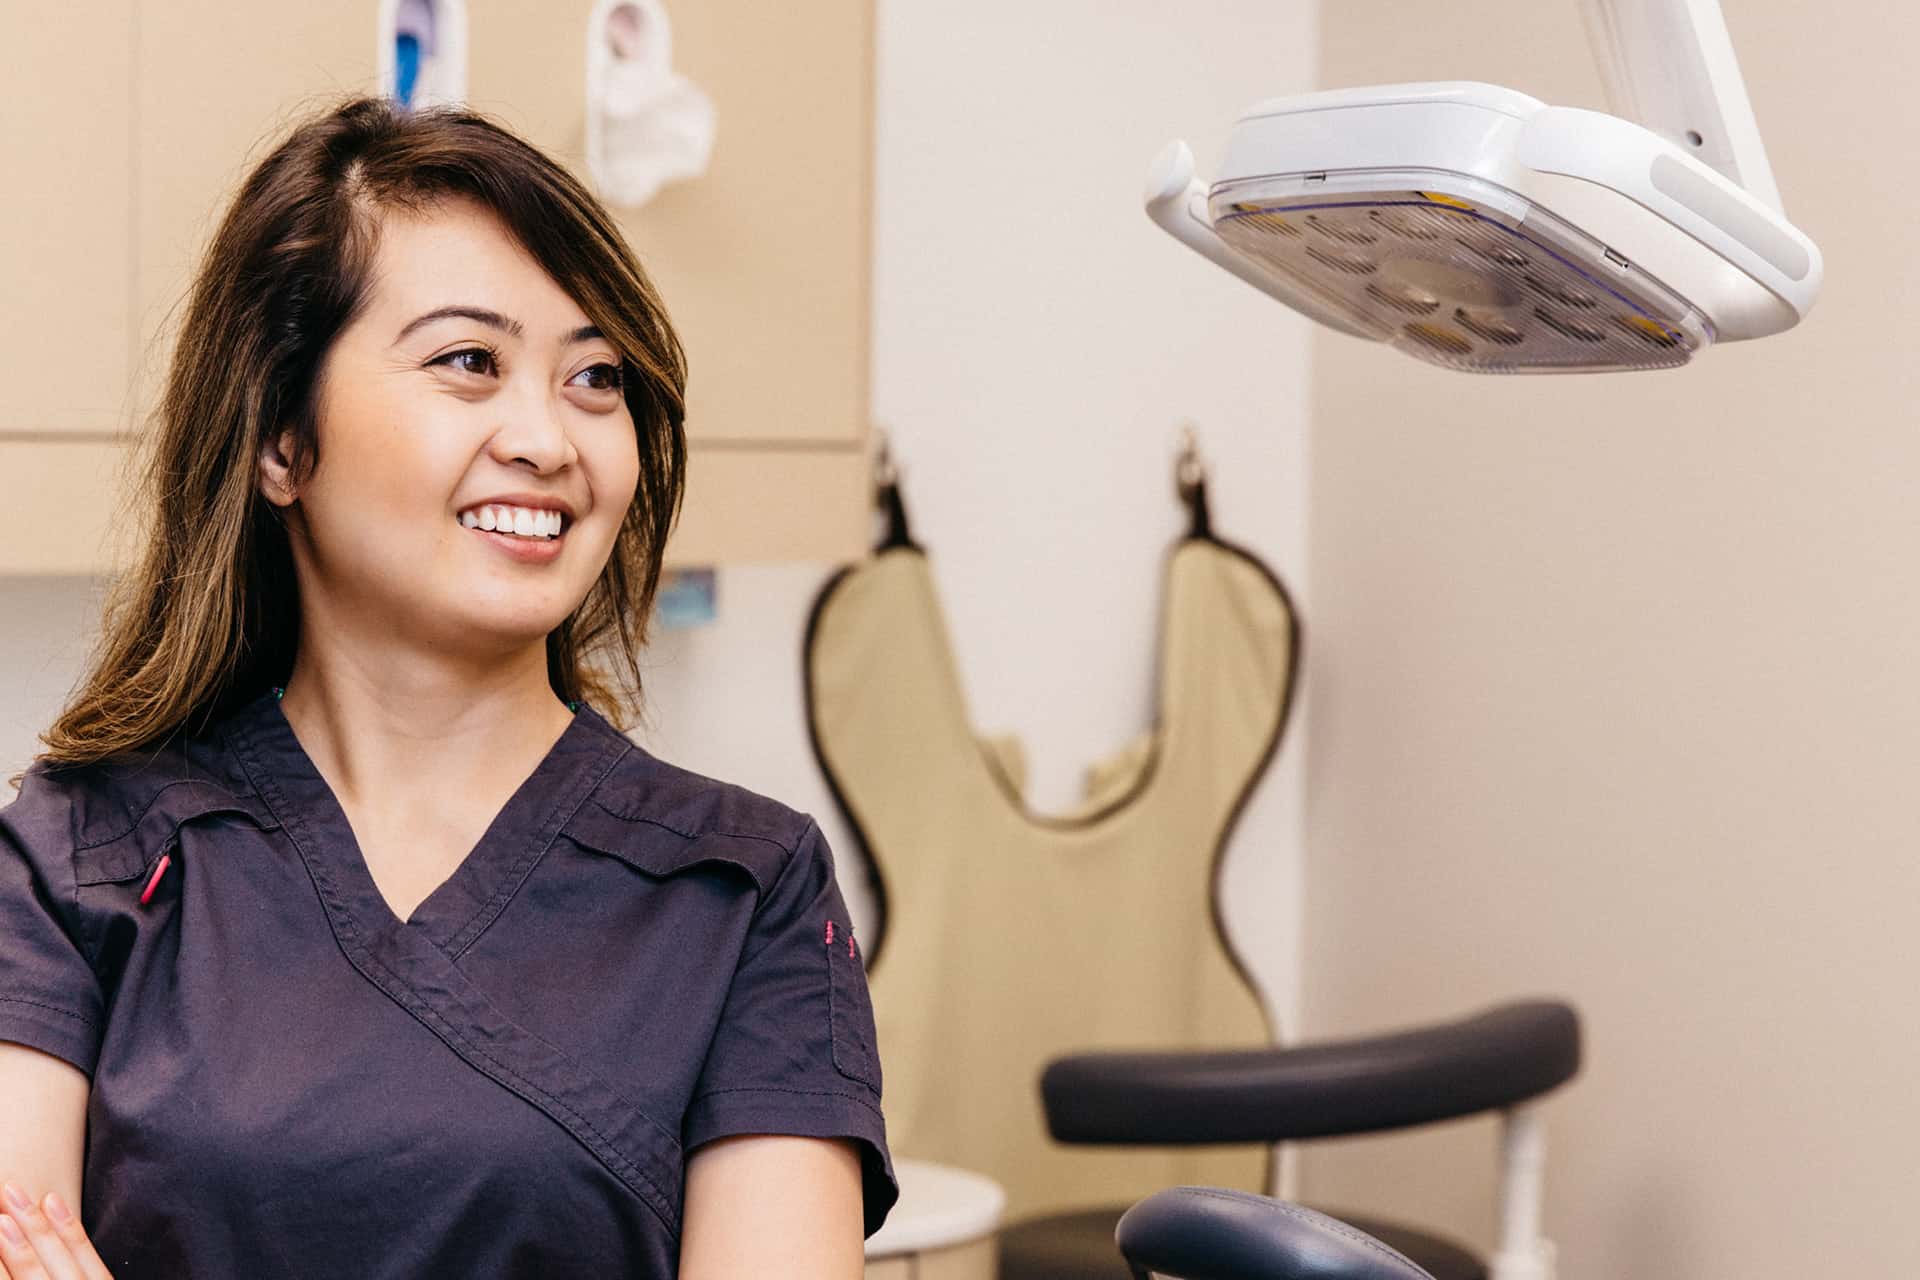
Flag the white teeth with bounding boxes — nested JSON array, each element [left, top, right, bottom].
[[457, 503, 567, 539]]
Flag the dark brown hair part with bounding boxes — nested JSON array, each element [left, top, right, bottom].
[[35, 95, 687, 771]]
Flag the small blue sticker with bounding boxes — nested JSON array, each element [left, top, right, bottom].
[[655, 568, 717, 630]]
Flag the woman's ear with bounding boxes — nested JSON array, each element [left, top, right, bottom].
[[257, 428, 300, 507]]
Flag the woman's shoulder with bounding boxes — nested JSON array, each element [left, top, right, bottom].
[[565, 734, 821, 900], [3, 728, 269, 869]]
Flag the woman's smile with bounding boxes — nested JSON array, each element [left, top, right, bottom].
[[456, 500, 572, 564]]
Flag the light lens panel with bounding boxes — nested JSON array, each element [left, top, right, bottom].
[[1208, 173, 1711, 373]]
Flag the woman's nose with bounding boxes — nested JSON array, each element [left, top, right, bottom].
[[489, 391, 577, 472]]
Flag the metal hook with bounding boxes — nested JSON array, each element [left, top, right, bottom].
[[1175, 423, 1206, 499], [873, 426, 899, 492]]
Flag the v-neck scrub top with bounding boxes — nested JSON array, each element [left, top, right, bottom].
[[0, 688, 897, 1277]]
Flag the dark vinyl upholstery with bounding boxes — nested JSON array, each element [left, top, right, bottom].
[[1000, 1202, 1483, 1280]]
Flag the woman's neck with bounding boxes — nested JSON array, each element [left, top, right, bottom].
[[275, 641, 576, 822]]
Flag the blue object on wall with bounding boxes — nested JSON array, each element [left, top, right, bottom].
[[394, 33, 422, 107], [656, 569, 718, 630]]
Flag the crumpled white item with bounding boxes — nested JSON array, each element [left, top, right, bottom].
[[586, 0, 716, 208]]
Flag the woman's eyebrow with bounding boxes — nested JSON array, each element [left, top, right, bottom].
[[394, 305, 523, 344], [392, 307, 605, 348]]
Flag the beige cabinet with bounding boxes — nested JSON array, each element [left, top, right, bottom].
[[131, 0, 384, 405], [0, 2, 138, 573], [0, 1, 135, 438], [0, 0, 873, 574]]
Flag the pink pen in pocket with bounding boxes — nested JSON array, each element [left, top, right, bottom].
[[139, 837, 179, 907]]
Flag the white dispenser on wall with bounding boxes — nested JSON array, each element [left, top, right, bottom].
[[379, 0, 468, 110], [584, 0, 716, 208]]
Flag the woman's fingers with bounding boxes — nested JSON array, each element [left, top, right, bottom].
[[0, 1208, 51, 1280], [37, 1195, 110, 1280], [0, 1183, 105, 1280]]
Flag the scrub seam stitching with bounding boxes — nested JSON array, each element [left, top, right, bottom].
[[73, 777, 270, 851], [396, 996, 685, 1236], [587, 807, 801, 855], [688, 1083, 884, 1119], [393, 995, 684, 1231], [442, 738, 635, 961], [733, 819, 823, 972], [67, 826, 105, 976], [0, 995, 99, 1027]]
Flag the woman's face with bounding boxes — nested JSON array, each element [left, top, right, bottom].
[[265, 197, 640, 662]]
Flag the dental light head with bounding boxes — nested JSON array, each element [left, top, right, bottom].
[[1147, 0, 1821, 373]]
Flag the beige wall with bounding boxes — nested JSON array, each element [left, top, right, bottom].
[[1301, 2, 1918, 1277]]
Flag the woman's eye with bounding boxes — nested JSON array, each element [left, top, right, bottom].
[[433, 348, 498, 377], [570, 362, 625, 392]]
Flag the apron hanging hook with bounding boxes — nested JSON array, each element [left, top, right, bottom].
[[871, 426, 918, 551], [1174, 424, 1213, 540], [873, 426, 899, 493]]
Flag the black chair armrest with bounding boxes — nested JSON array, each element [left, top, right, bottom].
[[1042, 999, 1580, 1145], [1116, 1187, 1436, 1280]]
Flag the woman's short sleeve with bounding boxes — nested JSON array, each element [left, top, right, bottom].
[[0, 774, 106, 1077], [681, 817, 899, 1237]]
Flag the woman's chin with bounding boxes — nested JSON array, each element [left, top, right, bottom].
[[441, 598, 579, 650]]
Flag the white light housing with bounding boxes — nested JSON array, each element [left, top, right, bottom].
[[1147, 0, 1821, 373]]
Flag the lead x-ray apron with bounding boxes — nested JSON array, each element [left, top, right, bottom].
[[805, 469, 1299, 1222]]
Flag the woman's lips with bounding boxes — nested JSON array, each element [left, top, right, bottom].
[[463, 521, 565, 563]]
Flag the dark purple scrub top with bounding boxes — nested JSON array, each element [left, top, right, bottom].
[[0, 687, 897, 1277]]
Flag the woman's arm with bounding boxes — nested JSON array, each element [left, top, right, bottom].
[[0, 1044, 87, 1227], [678, 1135, 866, 1279], [0, 1041, 117, 1275]]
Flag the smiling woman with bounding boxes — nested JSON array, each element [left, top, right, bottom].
[[0, 97, 893, 1280], [48, 97, 687, 757]]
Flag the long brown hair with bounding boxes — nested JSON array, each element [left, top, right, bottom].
[[36, 95, 687, 772]]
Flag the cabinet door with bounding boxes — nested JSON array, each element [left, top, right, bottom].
[[0, 441, 136, 576], [132, 0, 383, 419], [664, 449, 868, 566], [0, 1, 135, 437], [468, 0, 875, 448]]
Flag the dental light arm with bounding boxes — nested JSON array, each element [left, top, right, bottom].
[[1578, 0, 1783, 211]]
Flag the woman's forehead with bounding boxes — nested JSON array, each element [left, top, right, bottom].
[[364, 199, 591, 334]]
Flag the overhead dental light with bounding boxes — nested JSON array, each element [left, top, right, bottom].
[[1146, 0, 1820, 373]]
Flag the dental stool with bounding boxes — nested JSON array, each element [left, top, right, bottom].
[[998, 1000, 1581, 1280]]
